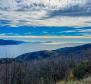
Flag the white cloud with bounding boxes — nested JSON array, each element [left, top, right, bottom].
[[0, 33, 6, 36], [0, 0, 88, 10], [79, 29, 91, 32], [0, 0, 91, 27], [0, 11, 91, 26]]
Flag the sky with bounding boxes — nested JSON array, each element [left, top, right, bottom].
[[0, 0, 88, 10], [0, 26, 91, 36], [0, 0, 91, 57], [0, 0, 91, 27]]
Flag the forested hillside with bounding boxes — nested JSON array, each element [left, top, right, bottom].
[[0, 43, 91, 84]]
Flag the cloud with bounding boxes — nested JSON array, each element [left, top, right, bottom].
[[0, 36, 91, 48], [0, 0, 88, 10], [0, 11, 91, 27], [0, 33, 6, 36], [0, 26, 91, 36], [1, 35, 91, 39]]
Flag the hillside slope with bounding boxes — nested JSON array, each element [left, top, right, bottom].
[[16, 43, 91, 62]]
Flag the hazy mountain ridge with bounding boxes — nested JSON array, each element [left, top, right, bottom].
[[16, 43, 91, 62], [0, 39, 25, 45], [0, 43, 91, 63]]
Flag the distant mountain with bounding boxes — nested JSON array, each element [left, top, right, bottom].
[[16, 43, 91, 62], [0, 39, 25, 45], [0, 43, 91, 63]]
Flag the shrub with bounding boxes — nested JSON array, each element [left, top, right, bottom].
[[73, 61, 91, 79]]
